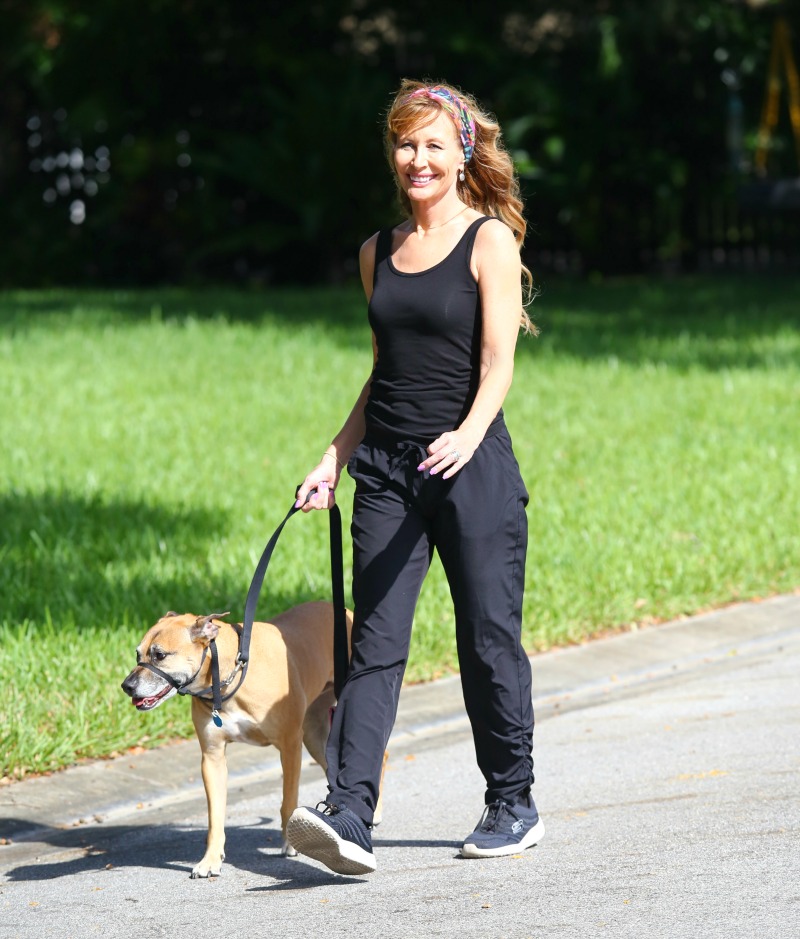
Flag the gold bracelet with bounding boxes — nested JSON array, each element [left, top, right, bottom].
[[322, 451, 345, 470]]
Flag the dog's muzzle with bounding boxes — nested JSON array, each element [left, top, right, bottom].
[[122, 674, 179, 711], [122, 645, 209, 708]]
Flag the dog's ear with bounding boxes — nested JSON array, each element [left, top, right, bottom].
[[164, 611, 179, 618], [189, 612, 229, 643]]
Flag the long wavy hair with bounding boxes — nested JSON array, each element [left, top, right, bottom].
[[384, 78, 537, 334]]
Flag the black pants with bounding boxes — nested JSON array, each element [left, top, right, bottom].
[[325, 423, 534, 825]]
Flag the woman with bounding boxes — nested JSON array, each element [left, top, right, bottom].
[[287, 79, 543, 875]]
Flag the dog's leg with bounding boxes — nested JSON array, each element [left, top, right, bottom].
[[302, 688, 334, 769], [278, 735, 304, 857], [192, 738, 228, 878], [373, 749, 389, 826]]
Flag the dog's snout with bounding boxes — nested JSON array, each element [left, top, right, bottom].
[[121, 671, 138, 696]]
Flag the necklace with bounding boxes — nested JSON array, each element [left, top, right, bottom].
[[414, 204, 469, 234]]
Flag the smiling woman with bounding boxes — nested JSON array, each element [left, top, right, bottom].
[[384, 79, 536, 332], [287, 79, 545, 876], [394, 114, 469, 225]]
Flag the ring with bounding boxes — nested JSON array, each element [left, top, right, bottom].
[[450, 450, 462, 462]]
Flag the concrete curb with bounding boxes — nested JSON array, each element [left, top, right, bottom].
[[1, 593, 797, 847]]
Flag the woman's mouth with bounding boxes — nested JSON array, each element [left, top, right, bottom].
[[409, 174, 436, 187]]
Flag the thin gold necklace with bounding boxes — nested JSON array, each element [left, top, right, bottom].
[[414, 204, 469, 234]]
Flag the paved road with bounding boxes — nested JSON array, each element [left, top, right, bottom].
[[1, 595, 798, 939]]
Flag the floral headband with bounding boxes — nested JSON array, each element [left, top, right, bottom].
[[405, 86, 476, 163]]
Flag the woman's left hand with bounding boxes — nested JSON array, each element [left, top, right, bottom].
[[418, 429, 483, 480]]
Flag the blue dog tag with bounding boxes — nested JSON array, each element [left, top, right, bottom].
[[212, 710, 223, 727]]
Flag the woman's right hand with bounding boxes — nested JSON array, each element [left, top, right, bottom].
[[295, 455, 341, 512]]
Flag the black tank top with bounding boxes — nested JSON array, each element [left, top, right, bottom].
[[364, 215, 504, 445]]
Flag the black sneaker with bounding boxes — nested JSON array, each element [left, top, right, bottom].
[[287, 802, 376, 875], [461, 793, 545, 858]]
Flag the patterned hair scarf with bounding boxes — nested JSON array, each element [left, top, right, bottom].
[[405, 86, 476, 163]]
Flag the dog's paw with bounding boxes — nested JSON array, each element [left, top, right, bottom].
[[281, 839, 298, 858], [190, 854, 224, 878]]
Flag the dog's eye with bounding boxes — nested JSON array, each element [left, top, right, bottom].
[[152, 650, 169, 663]]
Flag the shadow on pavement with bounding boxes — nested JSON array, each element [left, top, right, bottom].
[[1, 817, 459, 887], [3, 816, 278, 882]]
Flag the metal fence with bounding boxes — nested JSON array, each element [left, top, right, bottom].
[[525, 184, 800, 277]]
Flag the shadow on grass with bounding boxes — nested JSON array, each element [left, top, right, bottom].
[[1, 275, 798, 369], [525, 275, 800, 370], [0, 489, 321, 631], [0, 286, 368, 347]]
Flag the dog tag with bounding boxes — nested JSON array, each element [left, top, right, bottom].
[[212, 709, 223, 727]]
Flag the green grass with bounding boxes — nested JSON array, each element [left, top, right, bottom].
[[1, 277, 798, 779]]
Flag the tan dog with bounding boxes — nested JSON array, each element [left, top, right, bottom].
[[121, 601, 355, 878]]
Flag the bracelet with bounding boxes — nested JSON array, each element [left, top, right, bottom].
[[322, 450, 345, 470]]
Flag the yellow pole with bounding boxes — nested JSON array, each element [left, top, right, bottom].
[[755, 19, 782, 173], [777, 18, 800, 170], [755, 17, 800, 175]]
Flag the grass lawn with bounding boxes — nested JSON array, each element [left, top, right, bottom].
[[1, 276, 798, 779]]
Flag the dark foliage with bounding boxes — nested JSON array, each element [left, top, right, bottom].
[[1, 1, 797, 284]]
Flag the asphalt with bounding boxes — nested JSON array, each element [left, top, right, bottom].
[[1, 593, 798, 938]]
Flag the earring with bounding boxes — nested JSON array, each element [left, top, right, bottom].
[[458, 169, 465, 182]]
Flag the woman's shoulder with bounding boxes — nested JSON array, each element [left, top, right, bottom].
[[359, 231, 385, 297], [472, 214, 515, 245], [471, 216, 519, 281], [359, 230, 381, 256], [473, 216, 517, 257]]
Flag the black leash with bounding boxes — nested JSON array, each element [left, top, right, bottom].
[[233, 491, 349, 716], [140, 490, 349, 725]]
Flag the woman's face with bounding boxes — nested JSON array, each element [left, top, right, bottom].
[[393, 110, 464, 207]]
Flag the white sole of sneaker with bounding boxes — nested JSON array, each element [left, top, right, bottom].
[[287, 808, 377, 875], [460, 817, 546, 859]]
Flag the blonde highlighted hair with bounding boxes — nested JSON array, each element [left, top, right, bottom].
[[384, 78, 537, 334]]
